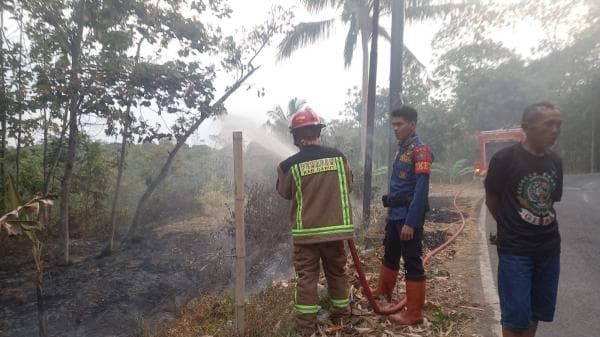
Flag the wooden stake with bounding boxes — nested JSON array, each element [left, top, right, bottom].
[[233, 131, 245, 334]]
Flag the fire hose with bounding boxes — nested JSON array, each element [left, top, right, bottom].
[[348, 188, 467, 315]]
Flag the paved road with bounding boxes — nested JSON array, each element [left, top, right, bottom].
[[483, 174, 600, 336]]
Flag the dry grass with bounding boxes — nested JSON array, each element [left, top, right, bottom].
[[149, 284, 298, 337], [148, 182, 487, 337]]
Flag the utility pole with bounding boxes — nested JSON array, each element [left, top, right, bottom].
[[387, 0, 406, 181], [362, 0, 380, 228]]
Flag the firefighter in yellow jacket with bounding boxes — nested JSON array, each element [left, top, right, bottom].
[[276, 107, 354, 334]]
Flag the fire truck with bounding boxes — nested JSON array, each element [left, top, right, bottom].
[[474, 127, 525, 177]]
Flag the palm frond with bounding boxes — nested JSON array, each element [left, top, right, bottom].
[[288, 97, 307, 116], [0, 0, 15, 12], [266, 105, 286, 121], [406, 0, 436, 8], [277, 19, 337, 60], [343, 16, 359, 68], [404, 44, 426, 69], [301, 0, 343, 14], [406, 3, 466, 21], [378, 25, 391, 41]]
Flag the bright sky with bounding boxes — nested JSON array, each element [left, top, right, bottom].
[[90, 0, 586, 146], [193, 0, 439, 144]]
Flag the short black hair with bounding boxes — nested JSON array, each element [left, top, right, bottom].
[[522, 102, 557, 123], [391, 105, 418, 122]]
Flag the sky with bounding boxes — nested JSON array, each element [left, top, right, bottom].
[[84, 0, 585, 146], [2, 0, 589, 148], [192, 0, 440, 144]]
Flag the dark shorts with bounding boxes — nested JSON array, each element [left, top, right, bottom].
[[498, 254, 560, 331]]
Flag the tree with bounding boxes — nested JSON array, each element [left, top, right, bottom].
[[278, 0, 460, 163], [430, 0, 600, 172], [0, 0, 15, 214], [23, 0, 142, 263], [265, 97, 307, 136], [124, 5, 293, 240]]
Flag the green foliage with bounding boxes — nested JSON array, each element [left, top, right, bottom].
[[4, 174, 21, 211], [70, 141, 115, 233], [265, 97, 307, 137], [1, 138, 236, 234], [431, 159, 474, 184]]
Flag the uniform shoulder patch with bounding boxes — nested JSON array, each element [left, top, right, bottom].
[[413, 144, 432, 174]]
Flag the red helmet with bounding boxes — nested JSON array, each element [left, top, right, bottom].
[[289, 107, 326, 132]]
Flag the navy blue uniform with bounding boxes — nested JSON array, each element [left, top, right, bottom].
[[383, 135, 432, 281]]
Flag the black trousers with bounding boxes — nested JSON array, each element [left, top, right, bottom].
[[382, 219, 425, 281]]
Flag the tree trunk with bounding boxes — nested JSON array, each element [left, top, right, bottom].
[[387, 0, 405, 181], [108, 38, 144, 251], [360, 30, 369, 165], [59, 2, 85, 264], [36, 272, 48, 337], [108, 120, 128, 250], [44, 101, 70, 194], [362, 0, 380, 228], [591, 107, 596, 173], [15, 9, 24, 194], [0, 10, 6, 213], [40, 107, 49, 227], [125, 66, 260, 240], [127, 137, 188, 239], [42, 107, 48, 194]]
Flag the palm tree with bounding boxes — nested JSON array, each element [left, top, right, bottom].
[[277, 0, 460, 161], [265, 97, 308, 136]]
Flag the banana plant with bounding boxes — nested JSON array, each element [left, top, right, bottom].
[[431, 159, 474, 184], [1, 175, 56, 337]]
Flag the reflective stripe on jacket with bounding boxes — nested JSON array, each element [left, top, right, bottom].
[[277, 145, 354, 244]]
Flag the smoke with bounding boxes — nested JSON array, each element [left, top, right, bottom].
[[218, 114, 296, 159]]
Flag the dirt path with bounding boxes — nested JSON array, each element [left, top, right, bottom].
[[346, 182, 497, 337], [430, 183, 499, 337]]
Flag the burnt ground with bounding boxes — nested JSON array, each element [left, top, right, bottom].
[[1, 188, 483, 337], [0, 216, 293, 337], [422, 195, 470, 250], [427, 195, 466, 224]]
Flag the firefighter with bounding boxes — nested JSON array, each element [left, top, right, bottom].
[[276, 107, 354, 334], [370, 105, 432, 325]]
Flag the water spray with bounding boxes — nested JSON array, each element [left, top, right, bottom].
[[219, 114, 296, 159]]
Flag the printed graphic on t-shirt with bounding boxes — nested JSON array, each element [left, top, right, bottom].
[[516, 171, 558, 226]]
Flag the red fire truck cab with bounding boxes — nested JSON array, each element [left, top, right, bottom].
[[474, 127, 525, 177]]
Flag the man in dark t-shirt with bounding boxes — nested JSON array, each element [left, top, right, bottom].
[[484, 102, 563, 337]]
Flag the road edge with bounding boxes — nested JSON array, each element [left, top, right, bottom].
[[478, 202, 502, 337]]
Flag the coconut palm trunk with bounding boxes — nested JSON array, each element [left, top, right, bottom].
[[360, 30, 369, 163]]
